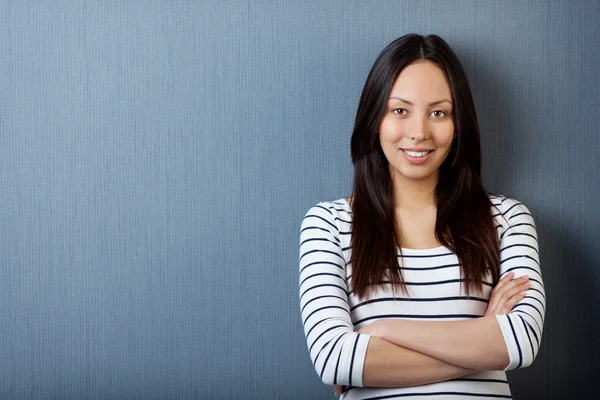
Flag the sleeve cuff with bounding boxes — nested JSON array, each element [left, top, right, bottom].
[[495, 314, 519, 371], [346, 332, 371, 386]]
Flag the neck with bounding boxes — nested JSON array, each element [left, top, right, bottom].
[[391, 170, 438, 210]]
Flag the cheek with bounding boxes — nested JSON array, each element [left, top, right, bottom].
[[379, 117, 403, 144], [435, 124, 455, 148]]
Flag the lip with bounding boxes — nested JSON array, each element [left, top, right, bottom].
[[401, 148, 434, 152], [401, 148, 433, 165]]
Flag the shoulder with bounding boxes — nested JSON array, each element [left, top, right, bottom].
[[303, 199, 352, 222], [488, 194, 537, 236], [301, 199, 352, 233], [488, 194, 534, 219]]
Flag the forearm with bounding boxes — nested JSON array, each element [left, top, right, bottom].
[[376, 317, 509, 371], [362, 336, 473, 387]]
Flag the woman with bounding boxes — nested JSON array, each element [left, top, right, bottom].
[[298, 34, 545, 399]]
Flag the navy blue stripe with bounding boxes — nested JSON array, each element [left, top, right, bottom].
[[350, 296, 488, 311], [301, 294, 346, 313], [399, 263, 459, 271], [314, 204, 334, 215], [303, 305, 349, 325], [402, 279, 492, 287], [512, 310, 542, 332], [320, 334, 346, 379], [309, 324, 346, 353], [300, 225, 340, 242], [500, 243, 538, 254], [500, 255, 539, 266], [522, 318, 540, 347], [300, 283, 347, 302], [355, 313, 479, 325], [528, 287, 546, 300], [304, 214, 338, 230], [334, 216, 352, 224], [300, 226, 341, 242], [524, 295, 545, 311], [332, 207, 351, 213], [333, 336, 344, 385], [518, 315, 535, 359], [347, 264, 463, 280], [307, 318, 339, 342], [348, 279, 493, 293], [507, 317, 523, 369], [512, 302, 544, 321], [502, 266, 542, 278], [528, 277, 544, 287], [313, 342, 328, 366], [299, 249, 344, 262], [506, 232, 537, 241], [398, 251, 454, 258], [363, 391, 512, 399], [451, 378, 508, 384], [349, 335, 359, 386], [501, 223, 535, 239], [300, 260, 343, 275], [299, 272, 344, 289], [502, 202, 524, 216], [300, 237, 341, 249], [508, 211, 532, 220]]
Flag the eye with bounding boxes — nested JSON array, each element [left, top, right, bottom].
[[392, 108, 408, 116], [430, 110, 447, 118]]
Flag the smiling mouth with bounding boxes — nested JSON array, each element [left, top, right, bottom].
[[401, 149, 433, 157]]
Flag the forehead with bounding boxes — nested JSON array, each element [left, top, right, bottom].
[[390, 60, 452, 100]]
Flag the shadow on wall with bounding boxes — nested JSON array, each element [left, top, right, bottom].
[[453, 43, 520, 195], [455, 44, 599, 397], [508, 212, 600, 399]]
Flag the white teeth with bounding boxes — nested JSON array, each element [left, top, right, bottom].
[[404, 150, 430, 157]]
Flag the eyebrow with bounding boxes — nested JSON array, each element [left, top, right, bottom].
[[389, 97, 453, 106]]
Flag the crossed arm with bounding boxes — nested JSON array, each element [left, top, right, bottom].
[[340, 272, 529, 389], [300, 199, 545, 390]]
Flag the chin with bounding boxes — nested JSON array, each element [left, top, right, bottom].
[[393, 166, 438, 182], [404, 172, 436, 181]]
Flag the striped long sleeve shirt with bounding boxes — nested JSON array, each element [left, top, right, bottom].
[[298, 195, 545, 399]]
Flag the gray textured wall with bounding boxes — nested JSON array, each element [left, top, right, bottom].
[[0, 1, 598, 399]]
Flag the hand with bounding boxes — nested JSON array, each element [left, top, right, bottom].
[[485, 272, 531, 317], [334, 385, 345, 396]]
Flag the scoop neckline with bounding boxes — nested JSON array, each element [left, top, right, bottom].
[[338, 198, 449, 254]]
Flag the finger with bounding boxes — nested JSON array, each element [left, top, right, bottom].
[[502, 280, 531, 300], [496, 285, 529, 310], [491, 274, 520, 302], [504, 280, 531, 299], [486, 274, 529, 317], [488, 272, 516, 305], [496, 272, 515, 289], [506, 274, 529, 288], [334, 385, 343, 396], [497, 275, 529, 296], [501, 291, 527, 314], [501, 283, 530, 312], [488, 279, 529, 314]]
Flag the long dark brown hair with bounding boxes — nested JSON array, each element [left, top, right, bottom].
[[350, 34, 500, 300]]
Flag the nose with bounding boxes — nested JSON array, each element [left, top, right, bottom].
[[406, 114, 428, 141]]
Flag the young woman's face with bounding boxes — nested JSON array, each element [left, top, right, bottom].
[[379, 60, 455, 186]]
